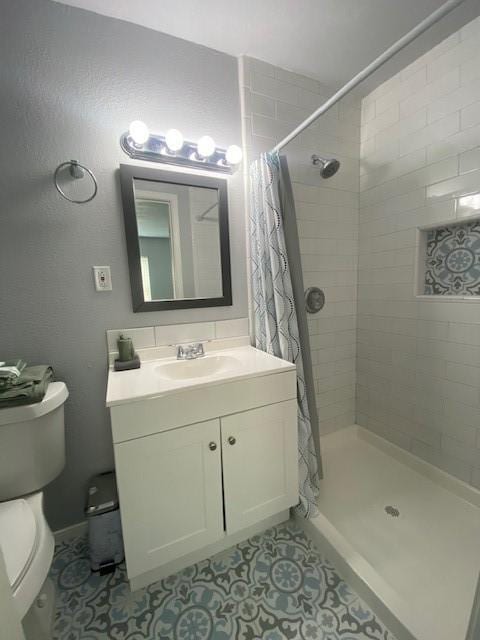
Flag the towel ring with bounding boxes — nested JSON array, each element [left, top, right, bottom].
[[54, 160, 98, 204]]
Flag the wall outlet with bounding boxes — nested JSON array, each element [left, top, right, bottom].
[[93, 266, 112, 291]]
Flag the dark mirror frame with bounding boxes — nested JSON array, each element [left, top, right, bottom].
[[119, 164, 232, 312]]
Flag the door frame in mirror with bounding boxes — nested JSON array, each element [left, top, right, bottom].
[[119, 164, 232, 312]]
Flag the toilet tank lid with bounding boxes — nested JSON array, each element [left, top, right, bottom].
[[0, 381, 69, 426]]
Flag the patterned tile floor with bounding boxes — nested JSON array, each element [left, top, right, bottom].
[[50, 522, 396, 640]]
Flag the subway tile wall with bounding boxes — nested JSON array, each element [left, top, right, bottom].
[[106, 318, 249, 353], [358, 16, 480, 488], [241, 56, 361, 436]]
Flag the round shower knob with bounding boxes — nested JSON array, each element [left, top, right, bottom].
[[305, 286, 325, 314]]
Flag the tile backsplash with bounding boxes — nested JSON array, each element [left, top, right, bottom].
[[153, 322, 215, 347], [424, 219, 480, 296], [107, 318, 250, 354]]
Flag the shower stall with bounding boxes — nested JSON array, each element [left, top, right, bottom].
[[241, 3, 480, 639]]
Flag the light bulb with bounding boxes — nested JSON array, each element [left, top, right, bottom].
[[128, 120, 149, 145], [197, 135, 215, 158], [165, 128, 184, 152], [226, 144, 243, 165]]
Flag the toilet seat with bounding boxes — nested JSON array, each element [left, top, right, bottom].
[[0, 498, 39, 591], [0, 492, 54, 618]]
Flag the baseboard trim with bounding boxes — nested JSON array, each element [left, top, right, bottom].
[[53, 521, 88, 544]]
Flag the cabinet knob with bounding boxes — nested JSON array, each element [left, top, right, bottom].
[[209, 441, 217, 451], [228, 436, 236, 445]]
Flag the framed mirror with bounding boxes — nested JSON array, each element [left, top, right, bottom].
[[119, 164, 232, 312]]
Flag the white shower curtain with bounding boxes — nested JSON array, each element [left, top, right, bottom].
[[250, 151, 320, 517]]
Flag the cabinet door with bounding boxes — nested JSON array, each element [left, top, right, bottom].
[[221, 400, 298, 534], [114, 420, 224, 578]]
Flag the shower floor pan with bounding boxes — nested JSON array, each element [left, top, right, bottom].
[[296, 425, 480, 640]]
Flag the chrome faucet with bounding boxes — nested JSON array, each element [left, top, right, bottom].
[[176, 343, 205, 360]]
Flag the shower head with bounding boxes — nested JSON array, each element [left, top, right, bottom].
[[311, 154, 340, 179]]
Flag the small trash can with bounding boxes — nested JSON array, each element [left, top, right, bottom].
[[85, 471, 124, 574]]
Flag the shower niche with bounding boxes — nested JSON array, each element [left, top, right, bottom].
[[417, 217, 480, 298]]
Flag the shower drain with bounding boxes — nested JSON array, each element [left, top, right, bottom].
[[384, 505, 400, 517]]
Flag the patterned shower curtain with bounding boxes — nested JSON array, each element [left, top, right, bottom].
[[250, 151, 320, 517]]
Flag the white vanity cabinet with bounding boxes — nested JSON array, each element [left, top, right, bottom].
[[107, 345, 298, 590], [221, 401, 298, 534], [114, 419, 224, 578]]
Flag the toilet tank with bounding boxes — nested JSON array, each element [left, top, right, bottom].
[[0, 382, 68, 501]]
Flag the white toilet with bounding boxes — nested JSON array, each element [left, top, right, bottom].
[[0, 381, 69, 640]]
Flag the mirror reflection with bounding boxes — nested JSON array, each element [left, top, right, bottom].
[[133, 179, 222, 301]]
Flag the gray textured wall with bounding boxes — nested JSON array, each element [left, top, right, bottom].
[[0, 0, 246, 529]]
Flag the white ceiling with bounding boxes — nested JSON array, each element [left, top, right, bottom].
[[53, 0, 479, 90]]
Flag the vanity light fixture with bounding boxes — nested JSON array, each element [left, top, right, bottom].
[[120, 124, 242, 174], [225, 145, 243, 165], [196, 135, 216, 159], [128, 120, 150, 146], [165, 128, 184, 153]]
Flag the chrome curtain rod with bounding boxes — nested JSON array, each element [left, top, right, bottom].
[[272, 0, 466, 153]]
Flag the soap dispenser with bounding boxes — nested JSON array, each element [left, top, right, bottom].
[[114, 335, 140, 371]]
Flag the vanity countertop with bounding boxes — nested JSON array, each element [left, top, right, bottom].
[[106, 345, 295, 407]]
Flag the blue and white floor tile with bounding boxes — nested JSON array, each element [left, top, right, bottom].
[[50, 522, 396, 640]]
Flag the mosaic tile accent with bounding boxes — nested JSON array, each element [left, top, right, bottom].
[[424, 219, 480, 295], [50, 522, 396, 640]]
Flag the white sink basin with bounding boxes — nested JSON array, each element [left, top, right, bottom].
[[155, 355, 240, 381], [106, 345, 296, 407]]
